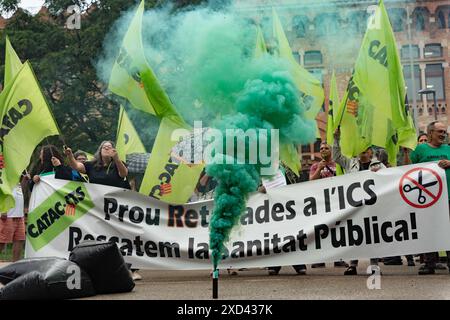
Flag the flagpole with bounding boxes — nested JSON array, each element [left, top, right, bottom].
[[116, 103, 125, 146], [406, 5, 419, 134], [337, 93, 350, 128]]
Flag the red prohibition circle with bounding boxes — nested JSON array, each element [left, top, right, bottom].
[[399, 167, 443, 209]]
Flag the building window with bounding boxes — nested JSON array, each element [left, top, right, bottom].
[[387, 8, 406, 32], [348, 11, 368, 34], [414, 8, 428, 31], [437, 11, 446, 29], [425, 64, 445, 100], [424, 44, 443, 58], [315, 13, 339, 37], [304, 51, 322, 66], [301, 144, 311, 153], [292, 15, 307, 38], [292, 52, 300, 64], [307, 68, 323, 85], [403, 65, 421, 101], [313, 139, 321, 153], [401, 45, 420, 60]]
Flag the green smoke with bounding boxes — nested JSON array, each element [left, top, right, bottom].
[[159, 9, 319, 268], [97, 2, 316, 269], [206, 57, 316, 269]]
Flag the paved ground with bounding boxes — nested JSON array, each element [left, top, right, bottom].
[[1, 260, 450, 300]]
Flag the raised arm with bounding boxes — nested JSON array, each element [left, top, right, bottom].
[[332, 128, 351, 170], [111, 149, 128, 178], [64, 147, 86, 174]]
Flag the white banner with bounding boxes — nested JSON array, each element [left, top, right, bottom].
[[25, 162, 450, 270]]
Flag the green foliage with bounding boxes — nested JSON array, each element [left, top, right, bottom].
[[0, 0, 20, 15], [0, 0, 204, 155]]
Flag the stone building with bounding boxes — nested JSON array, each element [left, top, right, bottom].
[[1, 1, 448, 178], [236, 0, 450, 178]]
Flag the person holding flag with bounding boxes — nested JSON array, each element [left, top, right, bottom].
[[65, 141, 130, 189], [309, 141, 348, 269], [29, 145, 77, 192], [108, 0, 203, 204], [334, 0, 416, 166], [333, 127, 385, 275]]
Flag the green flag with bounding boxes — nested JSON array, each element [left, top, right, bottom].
[[279, 144, 301, 175], [253, 22, 301, 175], [0, 62, 60, 212], [398, 112, 417, 150], [109, 1, 203, 203], [108, 0, 155, 115], [254, 25, 267, 58], [326, 71, 344, 175], [337, 0, 409, 165], [137, 68, 204, 203], [272, 9, 325, 120], [116, 105, 146, 162], [132, 27, 202, 203], [4, 36, 23, 86], [139, 117, 204, 204], [326, 71, 340, 145]]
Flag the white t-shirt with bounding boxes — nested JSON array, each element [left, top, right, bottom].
[[7, 185, 24, 218]]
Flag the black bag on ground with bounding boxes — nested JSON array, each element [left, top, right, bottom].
[[69, 240, 135, 294], [0, 258, 95, 300], [0, 271, 47, 300], [0, 257, 65, 285]]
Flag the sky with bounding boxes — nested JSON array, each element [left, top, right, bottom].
[[19, 0, 45, 14]]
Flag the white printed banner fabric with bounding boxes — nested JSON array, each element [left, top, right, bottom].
[[25, 162, 450, 270]]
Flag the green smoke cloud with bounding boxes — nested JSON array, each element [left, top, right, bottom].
[[97, 2, 317, 269], [206, 56, 316, 269]]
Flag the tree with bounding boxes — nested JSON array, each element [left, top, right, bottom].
[[0, 0, 206, 154]]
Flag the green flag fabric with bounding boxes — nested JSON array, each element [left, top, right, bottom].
[[279, 143, 301, 176], [139, 117, 204, 204], [272, 9, 325, 121], [254, 25, 267, 58], [0, 62, 60, 212], [337, 0, 410, 165], [4, 36, 23, 86], [108, 0, 155, 115], [398, 112, 417, 150], [253, 22, 301, 175], [116, 105, 146, 162], [326, 71, 340, 145], [109, 0, 203, 203], [326, 71, 344, 175]]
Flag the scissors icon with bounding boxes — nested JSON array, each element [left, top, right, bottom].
[[402, 170, 437, 204]]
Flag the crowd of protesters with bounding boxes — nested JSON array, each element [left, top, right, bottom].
[[1, 122, 450, 279]]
